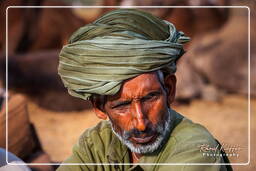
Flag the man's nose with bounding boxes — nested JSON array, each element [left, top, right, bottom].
[[132, 101, 148, 131]]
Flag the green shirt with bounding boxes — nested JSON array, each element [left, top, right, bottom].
[[57, 110, 231, 171]]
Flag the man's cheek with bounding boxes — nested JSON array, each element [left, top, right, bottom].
[[110, 115, 132, 132], [148, 100, 167, 122]]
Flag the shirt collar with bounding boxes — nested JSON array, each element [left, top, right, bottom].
[[106, 132, 129, 163]]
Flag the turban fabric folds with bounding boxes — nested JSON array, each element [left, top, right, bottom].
[[58, 9, 190, 100]]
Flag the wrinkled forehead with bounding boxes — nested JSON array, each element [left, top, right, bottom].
[[106, 72, 163, 101]]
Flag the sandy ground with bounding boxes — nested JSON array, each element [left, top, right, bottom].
[[28, 95, 255, 171]]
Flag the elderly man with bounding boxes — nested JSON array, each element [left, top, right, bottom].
[[57, 9, 232, 171]]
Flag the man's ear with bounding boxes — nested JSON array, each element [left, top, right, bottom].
[[91, 100, 108, 120], [164, 74, 176, 105]]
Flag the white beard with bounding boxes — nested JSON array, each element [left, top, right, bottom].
[[110, 109, 172, 154]]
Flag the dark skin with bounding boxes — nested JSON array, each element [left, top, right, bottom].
[[92, 71, 176, 163]]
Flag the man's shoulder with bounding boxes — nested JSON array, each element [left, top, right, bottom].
[[80, 120, 112, 137], [161, 111, 219, 162], [141, 112, 228, 170], [57, 121, 130, 170], [172, 113, 217, 145], [78, 120, 113, 147], [58, 121, 116, 166]]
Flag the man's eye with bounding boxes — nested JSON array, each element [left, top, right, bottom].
[[112, 102, 130, 109], [143, 95, 154, 101], [142, 92, 160, 102]]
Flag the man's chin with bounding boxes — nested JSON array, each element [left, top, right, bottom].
[[111, 126, 165, 154], [125, 134, 165, 154]]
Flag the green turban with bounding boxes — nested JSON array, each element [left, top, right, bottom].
[[58, 9, 190, 100]]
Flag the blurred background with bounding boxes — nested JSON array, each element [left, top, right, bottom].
[[0, 0, 255, 171]]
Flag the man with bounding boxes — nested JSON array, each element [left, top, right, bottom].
[[57, 9, 232, 171]]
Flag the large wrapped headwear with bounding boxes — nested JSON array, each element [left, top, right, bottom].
[[58, 9, 190, 100]]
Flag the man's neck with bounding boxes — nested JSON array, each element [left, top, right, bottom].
[[131, 152, 142, 163]]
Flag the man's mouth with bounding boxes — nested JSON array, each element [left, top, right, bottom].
[[130, 134, 157, 144]]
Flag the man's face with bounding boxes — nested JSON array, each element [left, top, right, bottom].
[[103, 72, 174, 154]]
